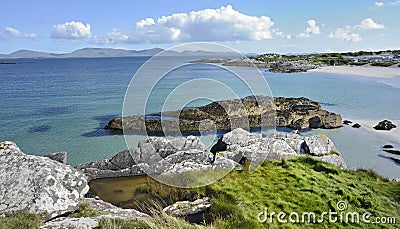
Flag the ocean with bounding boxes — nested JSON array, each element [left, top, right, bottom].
[[1, 57, 399, 179]]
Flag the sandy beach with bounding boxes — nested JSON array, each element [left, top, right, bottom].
[[309, 65, 400, 78]]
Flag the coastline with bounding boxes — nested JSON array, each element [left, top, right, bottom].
[[309, 65, 400, 78]]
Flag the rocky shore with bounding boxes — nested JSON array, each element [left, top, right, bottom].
[[77, 128, 347, 181], [2, 126, 395, 227], [105, 96, 342, 134]]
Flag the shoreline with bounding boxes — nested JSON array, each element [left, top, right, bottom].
[[309, 65, 400, 78]]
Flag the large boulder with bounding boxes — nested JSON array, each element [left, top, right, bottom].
[[0, 141, 89, 220], [220, 128, 345, 169]]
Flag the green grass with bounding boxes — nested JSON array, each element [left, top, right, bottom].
[[0, 212, 43, 229], [144, 157, 400, 228]]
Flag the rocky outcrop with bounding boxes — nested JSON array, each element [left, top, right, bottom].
[[352, 123, 361, 128], [106, 96, 342, 133], [78, 128, 346, 181], [0, 142, 89, 220], [77, 136, 238, 181], [221, 128, 346, 169], [274, 97, 342, 130], [373, 120, 397, 130], [42, 197, 149, 228]]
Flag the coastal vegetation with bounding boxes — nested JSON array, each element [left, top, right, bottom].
[[89, 157, 399, 228]]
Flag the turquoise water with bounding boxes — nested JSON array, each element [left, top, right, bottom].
[[1, 57, 399, 178]]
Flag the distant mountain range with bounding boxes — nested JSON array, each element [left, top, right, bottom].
[[0, 48, 239, 59]]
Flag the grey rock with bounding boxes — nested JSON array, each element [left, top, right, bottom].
[[82, 197, 149, 220], [79, 164, 145, 181], [313, 154, 348, 169], [163, 197, 211, 217], [222, 129, 345, 169], [0, 141, 24, 156], [304, 135, 337, 156], [44, 152, 67, 164], [41, 217, 98, 229], [42, 198, 149, 229], [374, 120, 397, 131], [76, 148, 138, 171], [0, 142, 89, 220]]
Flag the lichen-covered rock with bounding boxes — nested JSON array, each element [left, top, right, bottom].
[[0, 142, 89, 220], [41, 217, 99, 229], [220, 128, 345, 169], [0, 141, 24, 156], [305, 134, 337, 156], [163, 197, 211, 216], [76, 148, 138, 172], [42, 198, 149, 229], [314, 154, 347, 170]]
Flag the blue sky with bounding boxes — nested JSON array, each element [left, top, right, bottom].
[[0, 0, 399, 54]]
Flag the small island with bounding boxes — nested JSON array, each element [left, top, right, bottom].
[[105, 96, 342, 134]]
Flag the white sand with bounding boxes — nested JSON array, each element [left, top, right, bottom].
[[309, 65, 400, 78], [349, 119, 400, 145]]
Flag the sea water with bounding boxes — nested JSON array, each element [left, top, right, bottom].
[[0, 57, 399, 178]]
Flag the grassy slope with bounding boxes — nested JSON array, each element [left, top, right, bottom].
[[146, 157, 400, 228]]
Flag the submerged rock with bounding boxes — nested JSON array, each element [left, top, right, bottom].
[[0, 142, 89, 220], [343, 120, 353, 125], [374, 120, 397, 131], [352, 123, 361, 128]]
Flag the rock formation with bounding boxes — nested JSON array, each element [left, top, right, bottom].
[[373, 120, 397, 131], [41, 197, 149, 228], [77, 128, 347, 182], [0, 142, 89, 220], [105, 96, 342, 133]]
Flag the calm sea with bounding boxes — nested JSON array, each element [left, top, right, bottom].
[[1, 57, 399, 178]]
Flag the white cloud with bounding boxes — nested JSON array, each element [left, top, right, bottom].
[[95, 5, 275, 44], [4, 27, 38, 39], [328, 27, 362, 42], [51, 21, 91, 39], [374, 1, 385, 7], [91, 29, 135, 44], [355, 18, 385, 30], [298, 20, 320, 38], [371, 0, 400, 9], [272, 29, 291, 39]]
